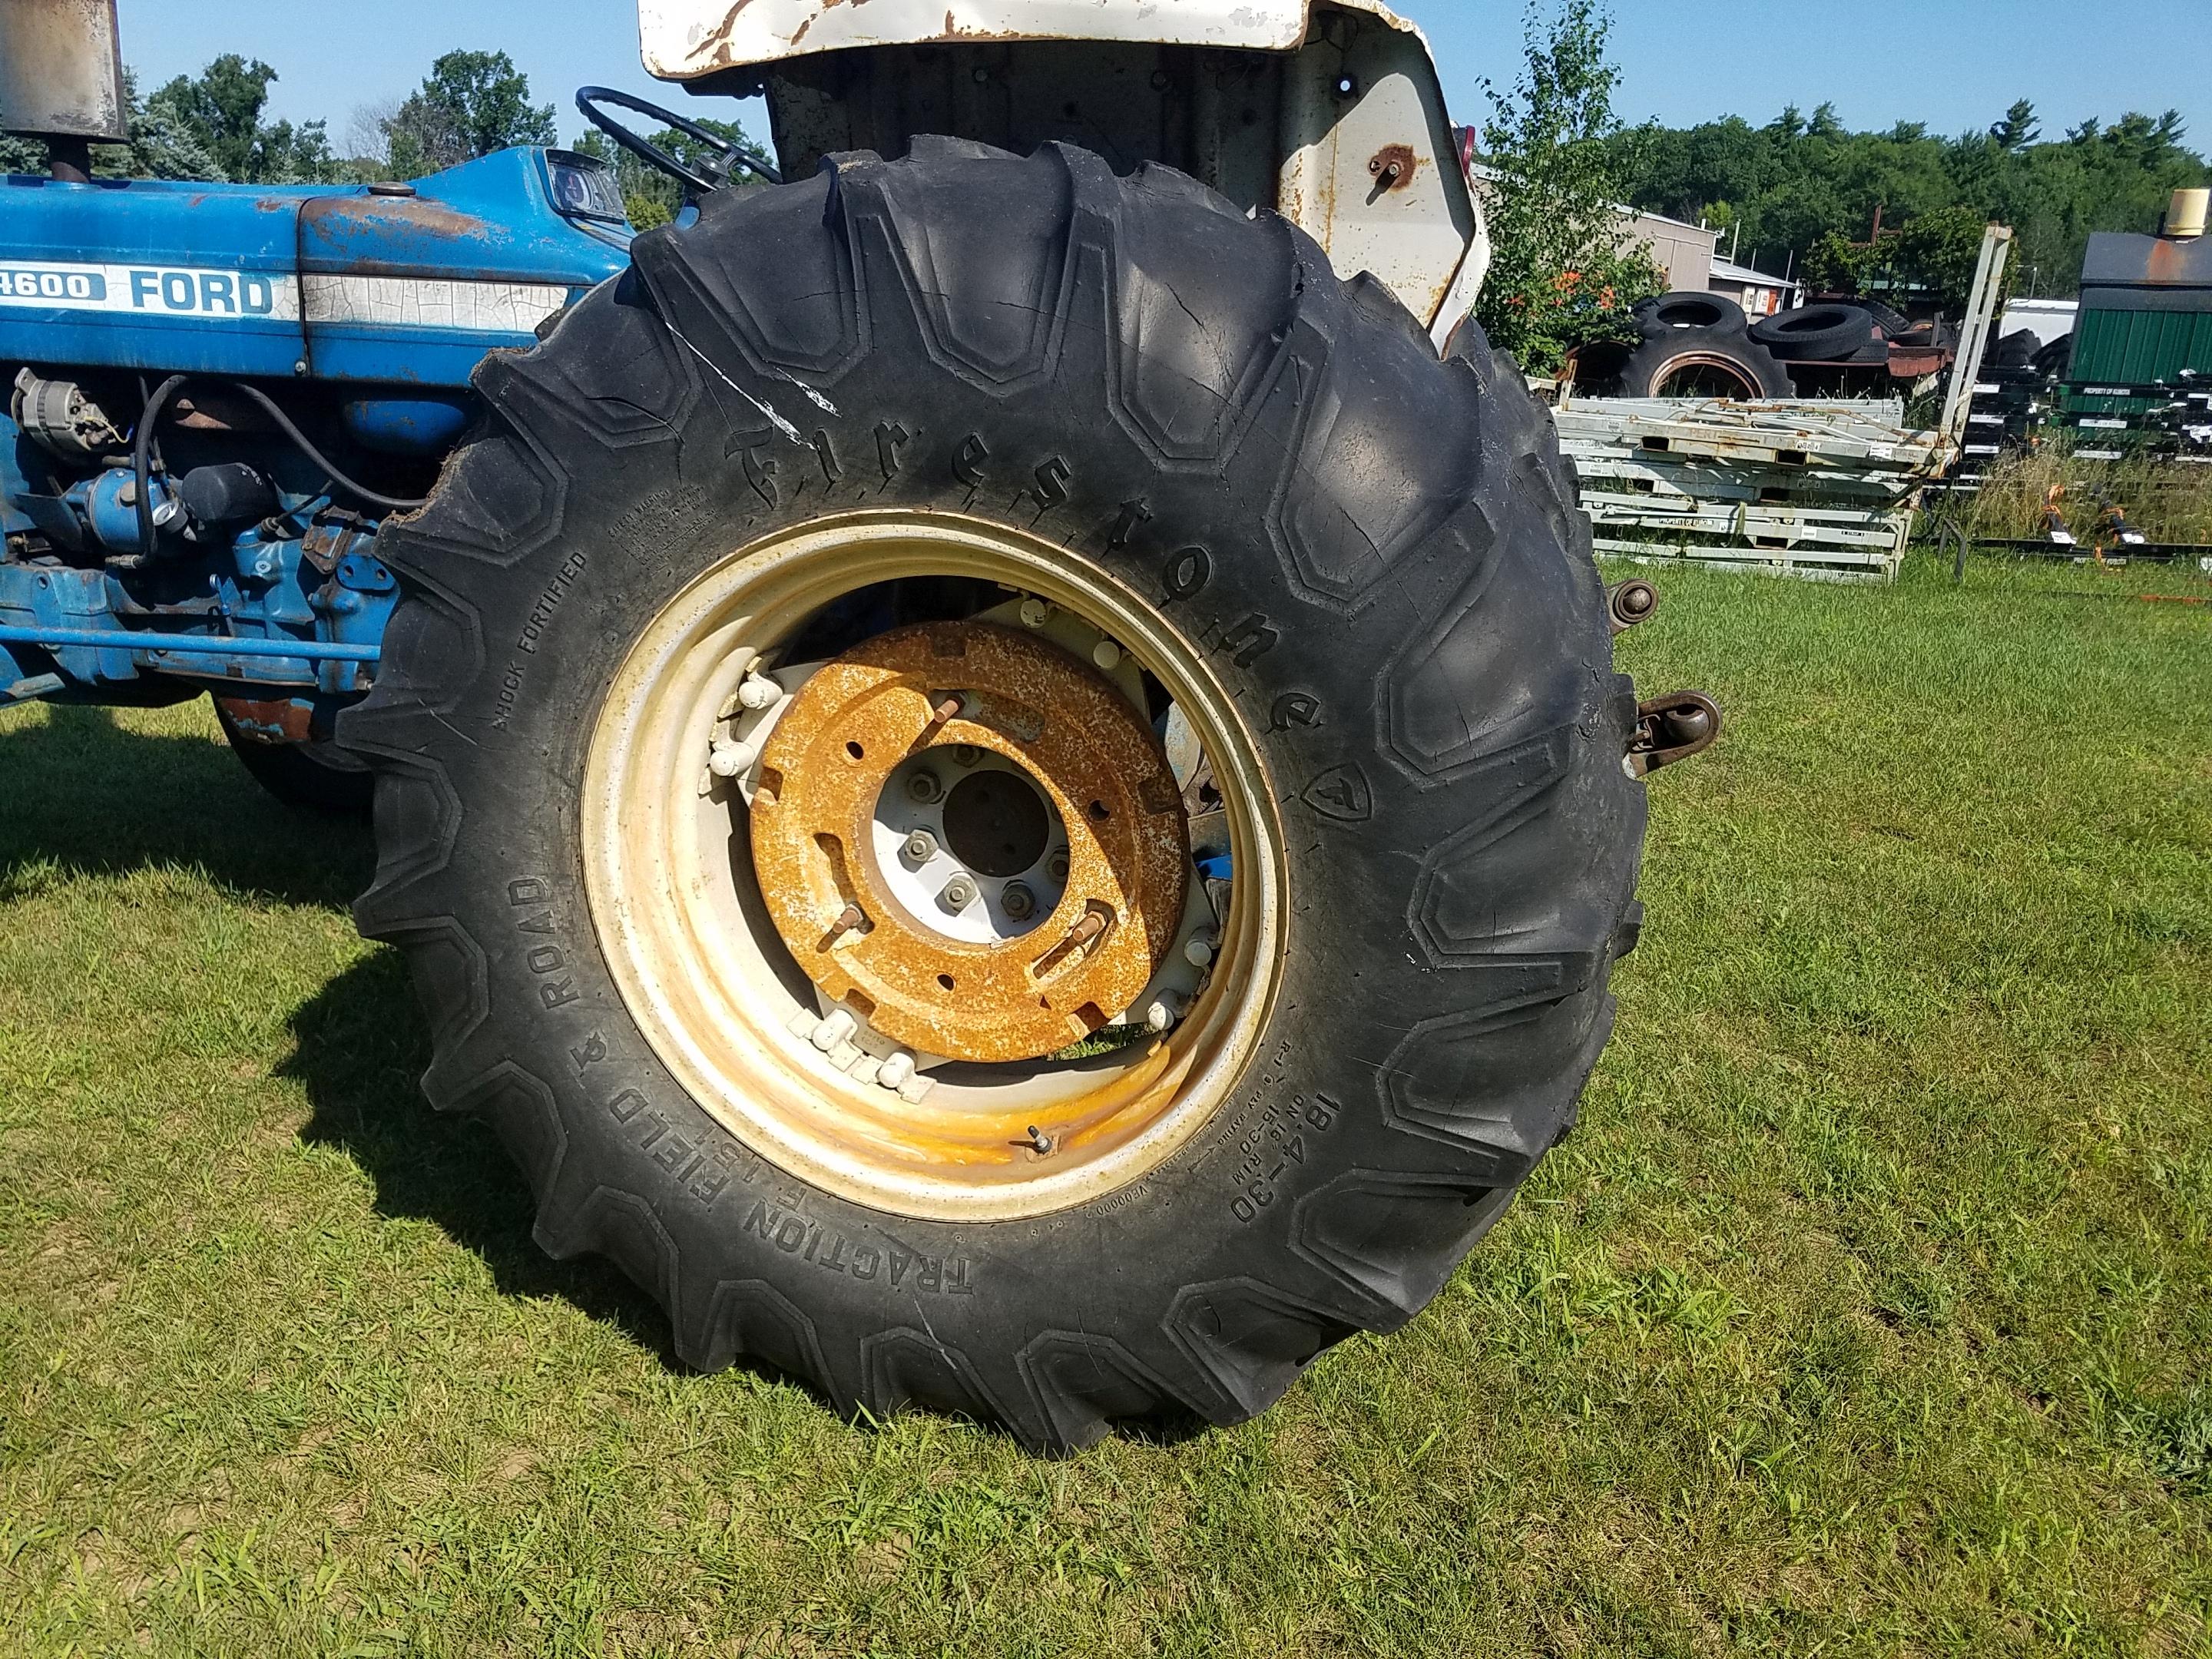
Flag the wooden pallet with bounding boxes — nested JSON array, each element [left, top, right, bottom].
[[1555, 398, 1932, 582]]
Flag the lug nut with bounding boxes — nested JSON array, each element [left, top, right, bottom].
[[736, 673, 782, 711], [1018, 598, 1053, 628], [1047, 849, 1070, 883], [942, 874, 979, 911], [1184, 931, 1217, 969], [906, 770, 943, 804], [1001, 881, 1036, 921], [709, 738, 758, 777], [952, 744, 982, 768], [1092, 639, 1123, 671], [902, 828, 939, 864]]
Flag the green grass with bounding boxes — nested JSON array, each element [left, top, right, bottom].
[[2, 551, 2209, 1657]]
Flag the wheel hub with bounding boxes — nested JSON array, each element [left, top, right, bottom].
[[749, 620, 1190, 1065], [942, 768, 1052, 879]]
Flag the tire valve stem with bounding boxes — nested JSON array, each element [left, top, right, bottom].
[[1021, 1125, 1053, 1156]]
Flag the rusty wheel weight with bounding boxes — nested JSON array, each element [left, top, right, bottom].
[[750, 621, 1189, 1063]]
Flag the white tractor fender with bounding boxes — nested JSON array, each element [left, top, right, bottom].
[[640, 1, 1430, 79], [637, 0, 1489, 338]]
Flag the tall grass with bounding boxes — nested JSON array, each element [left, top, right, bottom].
[[1949, 439, 2212, 545]]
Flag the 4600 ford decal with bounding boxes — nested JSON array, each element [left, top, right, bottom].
[[0, 260, 298, 318]]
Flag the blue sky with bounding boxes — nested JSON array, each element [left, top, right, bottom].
[[119, 0, 2212, 156]]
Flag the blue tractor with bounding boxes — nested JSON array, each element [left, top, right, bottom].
[[0, 0, 1694, 1449], [0, 68, 686, 799]]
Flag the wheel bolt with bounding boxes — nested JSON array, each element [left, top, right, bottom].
[[1092, 639, 1122, 671], [902, 829, 939, 864], [1047, 849, 1070, 883], [737, 672, 782, 711], [1184, 930, 1217, 968], [709, 738, 757, 778], [1002, 881, 1035, 921], [1018, 598, 1053, 628], [906, 770, 943, 804], [942, 874, 978, 911], [1144, 992, 1187, 1033], [810, 1009, 857, 1051]]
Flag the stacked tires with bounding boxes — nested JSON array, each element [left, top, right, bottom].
[[1748, 302, 1876, 363], [1614, 291, 1793, 399]]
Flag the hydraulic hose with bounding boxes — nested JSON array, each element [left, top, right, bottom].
[[130, 376, 429, 551], [220, 382, 429, 513], [132, 373, 188, 558]]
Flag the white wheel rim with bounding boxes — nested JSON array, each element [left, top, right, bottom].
[[580, 510, 1286, 1222]]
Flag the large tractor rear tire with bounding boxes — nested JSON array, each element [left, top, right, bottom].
[[346, 139, 1647, 1451]]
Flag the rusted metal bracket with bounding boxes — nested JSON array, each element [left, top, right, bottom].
[[1608, 578, 1659, 634], [1628, 690, 1720, 777]]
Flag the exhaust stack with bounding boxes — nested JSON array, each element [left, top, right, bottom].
[[2167, 188, 2210, 241], [0, 0, 127, 183]]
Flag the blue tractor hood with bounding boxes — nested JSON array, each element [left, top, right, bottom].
[[0, 147, 632, 387]]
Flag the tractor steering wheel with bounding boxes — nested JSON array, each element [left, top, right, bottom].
[[574, 87, 781, 194]]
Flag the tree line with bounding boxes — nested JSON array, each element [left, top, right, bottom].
[[0, 51, 555, 184], [1472, 1, 2209, 370], [0, 48, 773, 231], [9, 23, 2203, 315], [1612, 98, 2207, 301]]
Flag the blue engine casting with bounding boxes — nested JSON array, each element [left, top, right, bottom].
[[0, 144, 632, 739]]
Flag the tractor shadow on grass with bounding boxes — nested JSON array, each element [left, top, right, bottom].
[[0, 704, 815, 1398], [286, 965, 1203, 1441], [285, 946, 695, 1374], [0, 702, 371, 908], [3, 704, 1178, 1438]]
